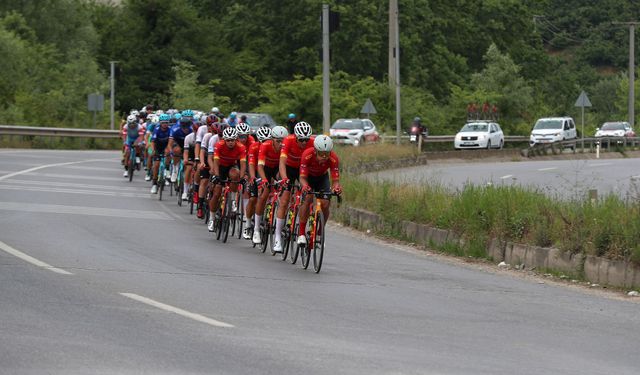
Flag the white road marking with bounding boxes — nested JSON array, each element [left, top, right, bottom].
[[588, 163, 613, 167], [28, 172, 122, 182], [120, 293, 234, 328], [538, 167, 557, 171], [0, 240, 72, 275], [0, 202, 172, 220], [4, 179, 140, 192], [0, 185, 149, 199], [500, 175, 513, 179], [0, 158, 112, 182]]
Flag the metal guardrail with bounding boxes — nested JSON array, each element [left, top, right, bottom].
[[0, 125, 120, 138], [380, 134, 528, 143]]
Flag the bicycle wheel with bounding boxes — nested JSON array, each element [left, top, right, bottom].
[[312, 211, 325, 273], [128, 152, 135, 182], [260, 203, 271, 253], [269, 200, 279, 256], [189, 187, 194, 215], [236, 194, 244, 239], [177, 179, 183, 206], [301, 218, 312, 270], [289, 219, 300, 264], [281, 209, 292, 261], [222, 196, 231, 243]]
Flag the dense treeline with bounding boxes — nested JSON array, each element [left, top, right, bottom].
[[2, 0, 640, 135]]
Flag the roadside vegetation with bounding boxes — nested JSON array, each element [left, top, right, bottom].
[[340, 165, 640, 265]]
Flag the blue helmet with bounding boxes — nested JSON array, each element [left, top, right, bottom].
[[229, 111, 237, 119], [181, 109, 194, 118], [159, 114, 170, 122], [174, 113, 182, 120], [288, 113, 296, 119]]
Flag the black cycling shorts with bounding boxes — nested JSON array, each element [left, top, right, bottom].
[[284, 165, 300, 191], [307, 173, 331, 200]]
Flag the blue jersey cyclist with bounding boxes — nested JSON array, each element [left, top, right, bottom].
[[144, 114, 159, 181], [167, 109, 195, 182], [149, 114, 172, 194], [122, 114, 145, 178]]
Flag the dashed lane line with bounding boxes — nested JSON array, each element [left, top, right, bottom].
[[537, 167, 558, 171], [0, 240, 73, 275], [119, 293, 234, 328], [0, 201, 172, 220], [0, 158, 113, 182], [500, 175, 513, 179]]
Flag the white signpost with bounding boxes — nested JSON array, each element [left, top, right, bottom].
[[574, 90, 592, 151]]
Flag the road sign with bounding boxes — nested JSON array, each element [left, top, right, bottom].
[[574, 91, 592, 107], [360, 98, 377, 116], [88, 93, 104, 112]]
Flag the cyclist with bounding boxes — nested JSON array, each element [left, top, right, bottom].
[[272, 121, 315, 252], [167, 110, 194, 182], [207, 127, 247, 232], [150, 114, 172, 194], [144, 114, 159, 181], [244, 126, 272, 239], [251, 126, 287, 245], [193, 115, 216, 218], [297, 135, 342, 246], [236, 122, 255, 227], [122, 114, 145, 178], [285, 113, 297, 134], [227, 111, 239, 127], [182, 127, 198, 201]]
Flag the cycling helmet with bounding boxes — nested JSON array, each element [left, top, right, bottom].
[[294, 121, 312, 138], [256, 126, 272, 142], [148, 114, 158, 124], [174, 113, 182, 120], [155, 109, 164, 115], [314, 135, 334, 152], [271, 126, 288, 139], [288, 113, 296, 119], [126, 114, 137, 124], [236, 122, 251, 135], [413, 117, 421, 123], [222, 126, 238, 140], [206, 114, 218, 125], [211, 106, 220, 114], [130, 110, 140, 117], [181, 109, 194, 118], [229, 111, 237, 119], [159, 114, 170, 122]]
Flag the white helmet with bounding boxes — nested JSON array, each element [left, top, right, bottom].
[[130, 109, 140, 117], [222, 126, 238, 140], [294, 121, 312, 138], [148, 114, 158, 123], [256, 127, 272, 142], [155, 109, 164, 115], [271, 126, 288, 139], [314, 135, 333, 152], [126, 114, 137, 124], [236, 122, 251, 135], [211, 106, 220, 114]]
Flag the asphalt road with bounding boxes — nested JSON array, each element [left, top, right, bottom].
[[1, 149, 639, 375], [367, 155, 640, 201]]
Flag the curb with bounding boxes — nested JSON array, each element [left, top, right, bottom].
[[335, 205, 640, 289]]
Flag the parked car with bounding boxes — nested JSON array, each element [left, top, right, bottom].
[[235, 112, 277, 133], [454, 121, 504, 149], [329, 118, 380, 146], [529, 117, 577, 147], [595, 121, 635, 139]]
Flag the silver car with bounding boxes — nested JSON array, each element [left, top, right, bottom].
[[329, 118, 380, 146]]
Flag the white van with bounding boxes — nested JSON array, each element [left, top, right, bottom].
[[529, 117, 577, 147]]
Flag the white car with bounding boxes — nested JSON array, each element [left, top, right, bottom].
[[454, 121, 504, 149], [595, 121, 635, 138], [529, 117, 577, 147], [330, 118, 380, 146]]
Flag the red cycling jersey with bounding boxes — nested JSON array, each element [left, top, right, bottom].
[[248, 141, 261, 167], [258, 140, 282, 168], [280, 134, 316, 168], [238, 135, 255, 157], [213, 140, 247, 167], [299, 148, 339, 179]]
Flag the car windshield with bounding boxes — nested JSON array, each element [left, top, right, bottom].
[[332, 120, 364, 130], [533, 119, 563, 130], [601, 123, 626, 131], [460, 123, 488, 132]]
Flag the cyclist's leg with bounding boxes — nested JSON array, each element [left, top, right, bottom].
[[198, 163, 210, 218], [276, 165, 298, 242], [252, 180, 270, 242]]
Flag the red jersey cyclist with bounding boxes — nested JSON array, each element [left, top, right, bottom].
[[297, 135, 342, 246], [273, 121, 315, 253], [251, 126, 288, 245], [207, 127, 247, 232], [244, 126, 273, 239]]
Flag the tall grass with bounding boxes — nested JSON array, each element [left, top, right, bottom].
[[341, 173, 640, 263]]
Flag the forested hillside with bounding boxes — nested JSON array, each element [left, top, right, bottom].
[[2, 0, 640, 135]]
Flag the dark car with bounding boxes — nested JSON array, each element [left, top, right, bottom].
[[236, 113, 277, 133]]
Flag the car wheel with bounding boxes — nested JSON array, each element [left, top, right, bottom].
[[498, 140, 503, 149], [486, 140, 491, 149]]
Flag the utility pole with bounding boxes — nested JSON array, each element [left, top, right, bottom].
[[388, 0, 397, 89], [614, 22, 639, 129], [110, 61, 117, 130], [322, 4, 330, 135], [390, 0, 401, 145]]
